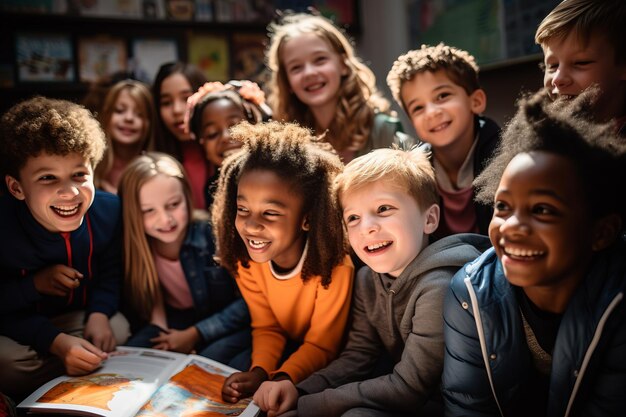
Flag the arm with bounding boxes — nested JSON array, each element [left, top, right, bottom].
[[297, 272, 449, 417], [195, 297, 251, 343], [275, 262, 354, 383]]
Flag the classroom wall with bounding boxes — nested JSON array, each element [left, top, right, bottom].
[[356, 0, 544, 134]]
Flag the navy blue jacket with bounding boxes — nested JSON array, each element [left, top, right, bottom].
[[442, 241, 626, 417], [178, 219, 249, 343], [0, 191, 123, 353]]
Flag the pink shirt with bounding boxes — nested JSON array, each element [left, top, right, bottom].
[[153, 251, 194, 310], [181, 141, 208, 210]]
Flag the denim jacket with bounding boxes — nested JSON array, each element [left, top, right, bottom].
[[181, 220, 250, 342]]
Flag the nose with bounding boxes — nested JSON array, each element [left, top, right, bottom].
[[360, 215, 379, 235], [550, 67, 571, 91], [303, 62, 316, 77], [500, 212, 530, 237], [244, 215, 263, 233], [425, 102, 442, 118], [173, 98, 186, 115], [58, 181, 79, 198], [123, 110, 134, 121]]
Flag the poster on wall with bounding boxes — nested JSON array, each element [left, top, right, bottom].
[[131, 38, 178, 84], [232, 33, 269, 86], [187, 33, 229, 81], [15, 33, 75, 82], [78, 36, 127, 82]]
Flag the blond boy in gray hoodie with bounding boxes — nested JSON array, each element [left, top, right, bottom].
[[253, 147, 490, 417]]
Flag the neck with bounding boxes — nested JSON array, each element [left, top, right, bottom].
[[113, 141, 144, 162], [432, 126, 476, 188], [522, 272, 586, 314], [311, 100, 338, 133], [151, 226, 187, 261]]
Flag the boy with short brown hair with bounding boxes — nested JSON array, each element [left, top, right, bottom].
[[535, 0, 626, 133], [387, 43, 501, 239]]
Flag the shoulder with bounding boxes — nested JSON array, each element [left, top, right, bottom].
[[88, 190, 121, 220], [449, 247, 500, 298]]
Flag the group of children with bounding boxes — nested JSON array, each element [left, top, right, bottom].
[[1, 0, 625, 416]]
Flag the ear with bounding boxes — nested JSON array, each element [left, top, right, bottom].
[[423, 203, 440, 235], [591, 213, 622, 251], [302, 216, 310, 231], [5, 175, 25, 200], [469, 89, 487, 114]]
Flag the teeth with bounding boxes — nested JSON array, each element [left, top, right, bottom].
[[431, 122, 450, 132], [52, 204, 79, 217], [306, 83, 324, 91], [249, 239, 269, 249], [367, 241, 391, 251], [504, 246, 545, 257]]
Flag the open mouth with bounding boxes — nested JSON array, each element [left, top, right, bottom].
[[430, 121, 451, 132], [249, 239, 270, 249], [502, 245, 545, 260], [158, 225, 177, 233], [305, 82, 325, 92], [365, 241, 392, 253], [51, 203, 81, 217]]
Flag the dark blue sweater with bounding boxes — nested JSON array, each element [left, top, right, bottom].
[[0, 190, 123, 353]]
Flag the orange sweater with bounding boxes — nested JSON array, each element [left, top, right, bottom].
[[236, 255, 354, 383]]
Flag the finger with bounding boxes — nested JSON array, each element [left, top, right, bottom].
[[79, 340, 108, 359], [222, 394, 239, 403]]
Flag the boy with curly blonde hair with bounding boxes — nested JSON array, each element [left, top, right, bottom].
[[387, 43, 500, 240], [0, 97, 129, 400]]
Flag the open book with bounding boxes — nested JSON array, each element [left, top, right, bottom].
[[18, 346, 260, 417]]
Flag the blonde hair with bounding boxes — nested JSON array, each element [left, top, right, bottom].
[[117, 152, 193, 321], [335, 146, 439, 211], [535, 0, 625, 64], [95, 80, 156, 189], [387, 43, 480, 109], [266, 12, 390, 152]]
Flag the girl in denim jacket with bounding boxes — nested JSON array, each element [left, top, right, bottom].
[[119, 152, 250, 365]]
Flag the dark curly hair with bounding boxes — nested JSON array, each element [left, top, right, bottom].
[[387, 43, 480, 109], [475, 89, 626, 222], [0, 96, 106, 180], [211, 121, 346, 287]]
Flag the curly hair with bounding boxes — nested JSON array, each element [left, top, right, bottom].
[[118, 152, 194, 321], [475, 89, 626, 222], [535, 0, 625, 64], [266, 12, 390, 152], [95, 79, 156, 189], [387, 43, 480, 109], [211, 120, 346, 287], [335, 146, 439, 212], [0, 96, 106, 179]]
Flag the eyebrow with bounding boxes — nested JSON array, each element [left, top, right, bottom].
[[236, 195, 288, 208], [497, 188, 567, 204]]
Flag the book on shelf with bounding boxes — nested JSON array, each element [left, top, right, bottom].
[[18, 346, 260, 417]]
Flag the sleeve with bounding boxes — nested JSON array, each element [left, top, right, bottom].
[[237, 263, 287, 374], [194, 297, 251, 343], [0, 272, 41, 314], [0, 311, 61, 354], [297, 271, 449, 417], [296, 267, 383, 395], [442, 270, 500, 417], [87, 203, 123, 317], [275, 261, 354, 383]]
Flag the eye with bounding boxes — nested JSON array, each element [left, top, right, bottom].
[[142, 208, 154, 215], [236, 206, 249, 216], [264, 210, 280, 217], [436, 92, 451, 101], [159, 99, 172, 108], [409, 104, 423, 116], [344, 214, 359, 225], [73, 171, 89, 181], [314, 56, 328, 64], [532, 204, 557, 216], [377, 205, 395, 215], [494, 200, 510, 212], [574, 60, 593, 66], [204, 131, 220, 141], [167, 200, 181, 210], [38, 174, 56, 181]]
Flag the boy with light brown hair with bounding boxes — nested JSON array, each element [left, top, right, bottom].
[[387, 43, 500, 240], [535, 0, 626, 133]]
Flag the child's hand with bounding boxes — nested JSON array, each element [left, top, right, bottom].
[[253, 380, 299, 417], [49, 333, 108, 375], [84, 312, 116, 352], [33, 264, 83, 297], [150, 327, 199, 353], [222, 367, 268, 403]]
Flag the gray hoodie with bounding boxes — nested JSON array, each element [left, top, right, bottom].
[[295, 233, 490, 417]]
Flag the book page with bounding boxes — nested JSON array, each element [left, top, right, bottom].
[[18, 347, 187, 417], [137, 354, 260, 417]]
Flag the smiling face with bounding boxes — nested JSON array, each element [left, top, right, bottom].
[[401, 70, 486, 154], [159, 73, 194, 141], [342, 180, 439, 277], [542, 31, 626, 120], [281, 33, 348, 117], [235, 169, 308, 271], [6, 152, 95, 233], [108, 89, 146, 147], [140, 174, 189, 251], [199, 98, 245, 167], [489, 151, 599, 302]]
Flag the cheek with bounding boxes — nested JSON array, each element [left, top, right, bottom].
[[488, 219, 502, 247]]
